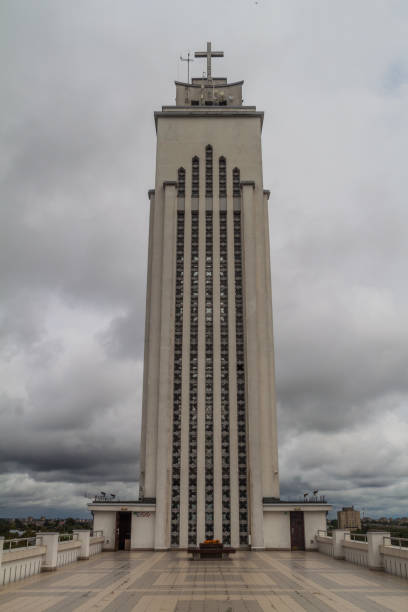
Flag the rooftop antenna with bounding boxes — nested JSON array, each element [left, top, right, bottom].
[[180, 51, 194, 84]]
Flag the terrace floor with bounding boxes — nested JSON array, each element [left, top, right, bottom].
[[0, 550, 408, 611]]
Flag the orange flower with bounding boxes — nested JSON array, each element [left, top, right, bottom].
[[203, 539, 220, 544]]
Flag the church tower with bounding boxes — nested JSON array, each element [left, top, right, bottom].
[[139, 43, 280, 549], [89, 43, 330, 551]]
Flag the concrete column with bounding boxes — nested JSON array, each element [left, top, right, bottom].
[[332, 529, 349, 559], [73, 530, 90, 560], [179, 183, 191, 549], [255, 189, 273, 497], [39, 533, 59, 571], [139, 190, 156, 498], [0, 537, 4, 573], [368, 531, 389, 571], [143, 189, 164, 498], [154, 181, 177, 549], [227, 185, 239, 549], [196, 156, 206, 545], [241, 181, 264, 550], [212, 155, 223, 541], [261, 191, 279, 497]]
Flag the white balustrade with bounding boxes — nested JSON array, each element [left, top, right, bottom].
[[0, 530, 104, 588]]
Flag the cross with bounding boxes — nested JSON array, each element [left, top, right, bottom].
[[194, 41, 224, 81]]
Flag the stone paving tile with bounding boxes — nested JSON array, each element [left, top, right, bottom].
[[0, 594, 66, 611], [96, 591, 144, 612], [1, 551, 408, 610]]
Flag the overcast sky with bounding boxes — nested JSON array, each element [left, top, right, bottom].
[[1, 0, 407, 519]]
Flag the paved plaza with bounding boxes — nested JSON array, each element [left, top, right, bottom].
[[0, 550, 407, 611]]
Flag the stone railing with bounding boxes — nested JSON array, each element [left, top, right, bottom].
[[316, 529, 408, 578], [56, 533, 82, 568], [343, 532, 369, 568], [315, 530, 334, 557], [381, 536, 408, 579], [0, 536, 46, 586], [1, 530, 104, 587], [90, 534, 105, 557]]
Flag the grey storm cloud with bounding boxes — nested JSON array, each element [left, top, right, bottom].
[[1, 0, 408, 518]]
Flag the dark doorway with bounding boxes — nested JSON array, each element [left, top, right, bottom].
[[116, 512, 132, 551], [290, 511, 305, 551]]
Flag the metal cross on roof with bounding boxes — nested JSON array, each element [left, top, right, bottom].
[[194, 41, 224, 81]]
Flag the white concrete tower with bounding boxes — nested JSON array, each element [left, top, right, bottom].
[[139, 43, 280, 550]]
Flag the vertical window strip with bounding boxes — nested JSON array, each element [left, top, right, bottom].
[[219, 157, 226, 197], [233, 168, 240, 197], [188, 211, 199, 545], [220, 211, 231, 543], [177, 168, 185, 197], [192, 157, 199, 197], [170, 211, 184, 546], [205, 145, 213, 197], [205, 211, 214, 539], [234, 210, 249, 545]]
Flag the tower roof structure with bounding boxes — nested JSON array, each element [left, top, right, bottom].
[[156, 42, 263, 129]]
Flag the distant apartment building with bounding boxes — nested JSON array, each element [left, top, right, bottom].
[[338, 506, 361, 530]]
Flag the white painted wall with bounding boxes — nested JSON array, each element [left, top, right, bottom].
[[93, 511, 116, 550], [131, 512, 155, 549], [304, 511, 327, 550], [263, 511, 290, 549]]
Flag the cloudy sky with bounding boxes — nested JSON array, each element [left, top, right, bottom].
[[1, 0, 407, 519]]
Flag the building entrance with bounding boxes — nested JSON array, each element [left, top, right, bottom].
[[116, 512, 132, 551], [290, 511, 305, 550]]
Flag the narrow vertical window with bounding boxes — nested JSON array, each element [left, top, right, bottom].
[[177, 167, 185, 197], [205, 211, 214, 539], [219, 210, 230, 543], [192, 156, 199, 197], [234, 209, 248, 545], [205, 145, 213, 197], [171, 211, 184, 546], [233, 167, 240, 197], [188, 211, 199, 545], [219, 157, 226, 198]]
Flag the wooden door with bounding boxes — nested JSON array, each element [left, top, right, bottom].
[[114, 512, 120, 551], [118, 512, 132, 551], [290, 511, 305, 550]]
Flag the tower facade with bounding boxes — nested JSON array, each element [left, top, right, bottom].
[[139, 44, 280, 549]]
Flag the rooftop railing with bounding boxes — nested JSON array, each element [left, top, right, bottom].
[[349, 533, 368, 542], [58, 533, 78, 542], [91, 495, 156, 504], [384, 536, 408, 549], [263, 495, 327, 504], [3, 537, 38, 551]]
